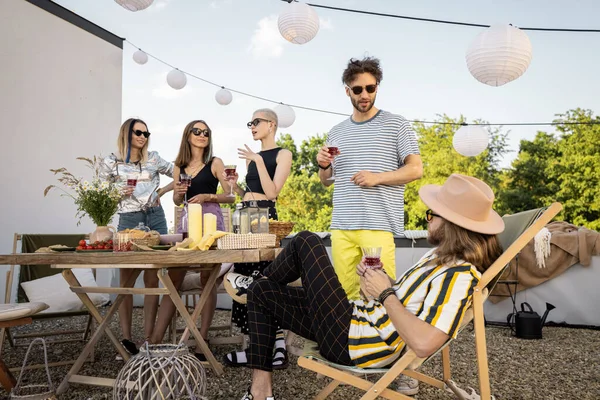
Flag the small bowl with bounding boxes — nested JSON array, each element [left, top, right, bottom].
[[159, 234, 183, 245]]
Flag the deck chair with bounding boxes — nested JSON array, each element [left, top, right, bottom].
[[1, 234, 95, 366], [298, 202, 563, 400]]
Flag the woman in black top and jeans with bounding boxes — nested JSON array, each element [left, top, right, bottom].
[[224, 108, 293, 369]]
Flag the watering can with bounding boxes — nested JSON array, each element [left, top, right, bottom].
[[514, 302, 556, 339]]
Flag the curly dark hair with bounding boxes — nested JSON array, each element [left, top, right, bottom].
[[341, 57, 383, 85]]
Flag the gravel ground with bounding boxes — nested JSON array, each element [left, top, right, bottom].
[[3, 308, 599, 400]]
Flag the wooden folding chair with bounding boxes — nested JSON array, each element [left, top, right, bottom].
[[298, 202, 562, 400], [1, 234, 96, 368]]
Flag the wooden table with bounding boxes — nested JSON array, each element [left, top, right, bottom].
[[0, 249, 280, 394]]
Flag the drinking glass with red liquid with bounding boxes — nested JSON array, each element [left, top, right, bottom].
[[224, 165, 237, 197], [362, 247, 382, 269], [179, 173, 192, 203], [326, 141, 339, 181], [126, 174, 138, 191]]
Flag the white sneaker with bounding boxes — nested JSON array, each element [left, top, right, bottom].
[[240, 388, 275, 400], [224, 271, 261, 304], [395, 375, 419, 396]]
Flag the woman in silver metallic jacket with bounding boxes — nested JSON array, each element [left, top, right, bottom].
[[99, 118, 174, 355]]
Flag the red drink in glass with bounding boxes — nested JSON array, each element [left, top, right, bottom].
[[225, 167, 236, 178], [126, 178, 138, 188], [364, 256, 382, 269], [327, 147, 339, 156]]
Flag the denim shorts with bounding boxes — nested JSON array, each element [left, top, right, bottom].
[[117, 206, 168, 234]]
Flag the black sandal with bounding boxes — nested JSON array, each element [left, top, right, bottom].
[[223, 350, 248, 367], [272, 347, 288, 370]]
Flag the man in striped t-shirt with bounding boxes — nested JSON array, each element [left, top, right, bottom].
[[238, 174, 505, 400], [317, 57, 423, 300]]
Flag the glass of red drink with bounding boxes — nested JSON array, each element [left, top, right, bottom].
[[224, 164, 237, 197], [362, 247, 382, 269], [326, 141, 339, 181], [126, 174, 138, 190]]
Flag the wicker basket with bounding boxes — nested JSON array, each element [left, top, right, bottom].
[[217, 233, 276, 250], [268, 221, 295, 247]]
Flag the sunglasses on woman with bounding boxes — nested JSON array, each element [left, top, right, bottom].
[[247, 118, 271, 128], [346, 84, 378, 95], [132, 130, 150, 138], [191, 128, 210, 137], [425, 209, 441, 222]]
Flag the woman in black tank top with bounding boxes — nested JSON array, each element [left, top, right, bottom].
[[224, 108, 293, 369], [150, 120, 235, 360]]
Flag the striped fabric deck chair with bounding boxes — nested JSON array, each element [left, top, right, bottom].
[[298, 202, 562, 400]]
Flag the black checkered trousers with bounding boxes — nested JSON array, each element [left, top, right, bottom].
[[247, 231, 354, 372]]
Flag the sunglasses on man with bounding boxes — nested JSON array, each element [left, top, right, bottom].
[[346, 84, 378, 95], [191, 128, 210, 137], [426, 209, 441, 222], [132, 130, 151, 139], [247, 118, 271, 128]]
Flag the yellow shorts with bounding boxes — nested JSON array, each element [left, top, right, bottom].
[[330, 229, 396, 300]]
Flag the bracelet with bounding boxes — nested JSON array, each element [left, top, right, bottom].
[[318, 163, 331, 170], [378, 288, 396, 305]]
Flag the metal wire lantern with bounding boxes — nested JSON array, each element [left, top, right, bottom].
[[113, 344, 207, 400], [115, 0, 154, 12]]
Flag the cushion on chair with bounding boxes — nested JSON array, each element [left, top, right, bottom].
[[20, 268, 109, 314], [0, 302, 49, 321], [180, 263, 233, 292]]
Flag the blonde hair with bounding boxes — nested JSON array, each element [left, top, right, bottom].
[[435, 219, 503, 273], [117, 118, 149, 163], [254, 108, 278, 131], [174, 120, 213, 168]]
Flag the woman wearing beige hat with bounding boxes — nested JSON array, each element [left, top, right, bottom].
[[235, 174, 505, 400]]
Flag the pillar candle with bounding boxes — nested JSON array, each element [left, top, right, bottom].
[[188, 204, 203, 244], [204, 213, 217, 236]]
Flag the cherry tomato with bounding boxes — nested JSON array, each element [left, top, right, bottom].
[[79, 240, 86, 247], [76, 246, 83, 251]]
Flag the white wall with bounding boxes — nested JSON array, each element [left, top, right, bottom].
[[0, 0, 123, 299]]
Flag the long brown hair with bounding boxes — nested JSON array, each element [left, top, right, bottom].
[[117, 118, 149, 163], [434, 220, 503, 273], [174, 120, 213, 168]]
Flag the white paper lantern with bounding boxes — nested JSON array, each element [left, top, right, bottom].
[[278, 2, 320, 45], [115, 0, 154, 12], [133, 50, 148, 65], [274, 104, 296, 129], [453, 125, 489, 157], [466, 24, 533, 87], [215, 88, 233, 105], [167, 69, 187, 90]]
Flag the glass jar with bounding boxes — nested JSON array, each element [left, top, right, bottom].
[[240, 201, 269, 234]]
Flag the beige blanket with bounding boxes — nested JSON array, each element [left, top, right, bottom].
[[489, 221, 600, 303]]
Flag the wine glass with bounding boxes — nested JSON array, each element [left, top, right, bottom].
[[326, 141, 340, 181], [179, 173, 191, 203], [224, 164, 237, 197], [361, 247, 382, 269], [126, 173, 138, 189]]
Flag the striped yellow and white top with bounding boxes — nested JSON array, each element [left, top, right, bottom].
[[348, 249, 480, 368]]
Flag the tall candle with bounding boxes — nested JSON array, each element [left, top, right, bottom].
[[188, 204, 203, 244], [204, 213, 217, 236]]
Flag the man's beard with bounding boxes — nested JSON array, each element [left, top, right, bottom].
[[427, 227, 443, 246], [351, 95, 376, 113]]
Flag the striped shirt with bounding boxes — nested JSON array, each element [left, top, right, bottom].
[[348, 249, 480, 368], [327, 110, 420, 235]]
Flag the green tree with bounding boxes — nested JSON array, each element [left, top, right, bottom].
[[404, 116, 510, 230]]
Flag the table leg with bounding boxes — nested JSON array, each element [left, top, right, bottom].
[[57, 269, 141, 395], [180, 265, 220, 343], [157, 268, 224, 375]]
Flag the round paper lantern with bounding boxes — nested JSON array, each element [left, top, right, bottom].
[[215, 88, 232, 105], [466, 24, 533, 87], [453, 125, 489, 157], [278, 2, 320, 45], [132, 50, 148, 65], [167, 69, 187, 90], [274, 104, 296, 129], [115, 0, 154, 12]]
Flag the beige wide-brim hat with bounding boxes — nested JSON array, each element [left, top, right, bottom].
[[419, 174, 505, 235]]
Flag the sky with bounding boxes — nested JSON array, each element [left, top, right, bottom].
[[51, 0, 600, 223]]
